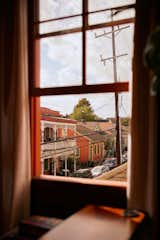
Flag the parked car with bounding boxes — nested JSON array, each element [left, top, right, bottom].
[[72, 168, 92, 178], [122, 152, 128, 163], [103, 158, 117, 169], [91, 165, 110, 177]]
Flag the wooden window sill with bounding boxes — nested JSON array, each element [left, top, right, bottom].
[[39, 205, 145, 240]]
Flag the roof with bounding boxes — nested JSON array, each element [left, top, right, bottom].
[[41, 107, 77, 124], [81, 121, 115, 133], [79, 121, 129, 135], [41, 107, 62, 117], [76, 124, 106, 143], [41, 116, 77, 124], [95, 163, 127, 181]]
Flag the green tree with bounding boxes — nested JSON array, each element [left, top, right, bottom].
[[70, 98, 100, 121], [121, 117, 130, 127]]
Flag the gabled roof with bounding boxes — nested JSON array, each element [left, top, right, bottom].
[[81, 121, 115, 132], [41, 107, 62, 117], [76, 124, 106, 143], [41, 107, 77, 124]]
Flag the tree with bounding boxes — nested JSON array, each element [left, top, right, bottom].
[[121, 117, 130, 127], [70, 98, 100, 121]]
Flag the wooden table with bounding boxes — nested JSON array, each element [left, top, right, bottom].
[[40, 205, 145, 240]]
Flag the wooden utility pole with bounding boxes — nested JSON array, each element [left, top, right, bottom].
[[98, 10, 129, 165], [111, 11, 121, 166]]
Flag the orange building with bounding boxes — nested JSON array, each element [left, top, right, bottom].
[[76, 124, 105, 165]]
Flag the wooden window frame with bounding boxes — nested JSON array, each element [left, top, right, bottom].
[[29, 0, 135, 176]]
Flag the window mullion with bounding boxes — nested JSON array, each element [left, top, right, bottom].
[[82, 0, 88, 86]]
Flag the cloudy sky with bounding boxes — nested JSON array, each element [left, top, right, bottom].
[[39, 0, 135, 118]]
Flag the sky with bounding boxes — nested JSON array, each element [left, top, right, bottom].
[[39, 0, 135, 119]]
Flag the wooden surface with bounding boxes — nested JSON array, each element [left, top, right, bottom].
[[40, 205, 145, 240]]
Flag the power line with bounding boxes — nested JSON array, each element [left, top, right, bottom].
[[41, 139, 107, 160], [41, 126, 116, 145], [41, 128, 118, 159]]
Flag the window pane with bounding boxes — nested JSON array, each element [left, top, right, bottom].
[[113, 8, 135, 22], [87, 28, 114, 84], [40, 92, 130, 181], [89, 0, 135, 12], [89, 10, 112, 25], [40, 33, 82, 88], [89, 8, 135, 26], [39, 16, 82, 34], [87, 22, 134, 85], [39, 0, 82, 21], [115, 23, 134, 82]]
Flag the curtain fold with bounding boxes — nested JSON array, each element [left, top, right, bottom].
[[0, 0, 31, 235], [128, 0, 160, 237]]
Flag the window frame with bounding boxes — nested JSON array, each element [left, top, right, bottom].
[[29, 0, 135, 177]]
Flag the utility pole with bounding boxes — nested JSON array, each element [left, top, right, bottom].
[[97, 10, 129, 165], [111, 11, 121, 166]]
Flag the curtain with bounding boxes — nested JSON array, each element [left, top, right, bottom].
[[128, 1, 160, 237], [0, 0, 31, 235]]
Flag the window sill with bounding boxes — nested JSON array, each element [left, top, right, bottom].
[[35, 175, 127, 188]]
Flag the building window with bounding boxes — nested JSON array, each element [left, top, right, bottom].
[[44, 158, 49, 171], [44, 127, 54, 142], [30, 0, 135, 180], [94, 145, 97, 155]]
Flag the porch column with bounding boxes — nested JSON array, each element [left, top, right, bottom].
[[65, 156, 68, 176], [54, 158, 57, 176]]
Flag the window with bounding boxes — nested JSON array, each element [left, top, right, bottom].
[[31, 0, 135, 180]]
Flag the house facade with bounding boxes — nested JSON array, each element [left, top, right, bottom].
[[76, 124, 105, 166], [41, 107, 77, 175]]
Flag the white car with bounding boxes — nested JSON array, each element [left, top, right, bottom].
[[91, 165, 109, 177], [103, 158, 117, 169]]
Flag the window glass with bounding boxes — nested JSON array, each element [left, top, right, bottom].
[[89, 8, 135, 25], [87, 27, 114, 84], [89, 0, 135, 12], [40, 92, 130, 180], [39, 16, 82, 34], [39, 0, 82, 21], [87, 23, 134, 85], [40, 33, 82, 88], [35, 0, 135, 181]]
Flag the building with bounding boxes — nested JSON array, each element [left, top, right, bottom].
[[41, 107, 77, 175], [76, 124, 105, 166], [81, 120, 129, 158]]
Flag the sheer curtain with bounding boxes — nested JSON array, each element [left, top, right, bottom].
[[128, 1, 159, 237], [0, 0, 31, 235]]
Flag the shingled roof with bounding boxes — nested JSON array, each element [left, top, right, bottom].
[[76, 124, 106, 143]]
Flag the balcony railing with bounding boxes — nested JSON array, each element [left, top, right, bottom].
[[41, 139, 77, 159]]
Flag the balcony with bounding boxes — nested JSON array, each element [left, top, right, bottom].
[[41, 139, 77, 159]]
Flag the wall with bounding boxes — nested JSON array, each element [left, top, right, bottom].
[[31, 177, 127, 219]]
